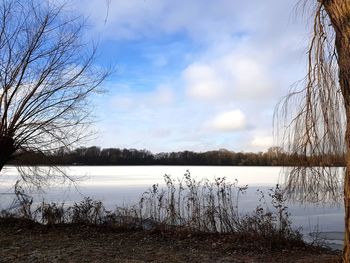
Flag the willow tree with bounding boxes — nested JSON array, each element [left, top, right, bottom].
[[0, 0, 107, 183], [277, 0, 350, 260]]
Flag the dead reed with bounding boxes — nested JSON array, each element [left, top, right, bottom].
[[1, 170, 302, 244]]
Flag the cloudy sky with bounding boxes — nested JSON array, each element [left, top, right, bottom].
[[68, 0, 312, 152]]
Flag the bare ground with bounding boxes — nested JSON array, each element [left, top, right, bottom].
[[0, 218, 341, 263]]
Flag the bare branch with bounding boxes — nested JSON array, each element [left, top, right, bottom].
[[0, 0, 109, 185]]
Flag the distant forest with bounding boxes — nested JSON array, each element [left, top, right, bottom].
[[10, 146, 345, 167]]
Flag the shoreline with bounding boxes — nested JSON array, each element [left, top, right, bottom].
[[0, 218, 341, 263]]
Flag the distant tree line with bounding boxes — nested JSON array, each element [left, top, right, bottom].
[[8, 146, 346, 167]]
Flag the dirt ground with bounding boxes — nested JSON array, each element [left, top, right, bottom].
[[0, 219, 341, 263]]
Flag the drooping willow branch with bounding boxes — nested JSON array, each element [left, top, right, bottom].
[[275, 2, 345, 203]]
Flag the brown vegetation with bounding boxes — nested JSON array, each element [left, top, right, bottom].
[[0, 173, 341, 262], [0, 217, 340, 263]]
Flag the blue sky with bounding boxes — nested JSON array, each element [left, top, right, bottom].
[[67, 0, 311, 152]]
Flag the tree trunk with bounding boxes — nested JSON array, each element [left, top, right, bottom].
[[323, 1, 350, 261], [338, 31, 350, 263], [0, 135, 15, 172], [344, 123, 350, 261]]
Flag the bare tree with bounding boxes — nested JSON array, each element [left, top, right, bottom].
[[276, 0, 350, 260], [0, 0, 107, 179]]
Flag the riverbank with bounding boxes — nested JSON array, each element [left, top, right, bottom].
[[0, 218, 340, 263]]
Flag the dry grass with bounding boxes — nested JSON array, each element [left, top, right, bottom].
[[0, 217, 341, 263], [0, 171, 342, 262], [3, 172, 304, 246]]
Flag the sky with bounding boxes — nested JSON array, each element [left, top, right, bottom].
[[67, 0, 312, 153]]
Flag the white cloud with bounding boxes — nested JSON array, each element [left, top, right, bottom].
[[221, 55, 274, 99], [77, 0, 310, 152], [251, 135, 273, 148], [71, 0, 245, 41], [206, 110, 247, 132], [72, 0, 306, 48], [183, 63, 226, 100], [182, 48, 277, 104]]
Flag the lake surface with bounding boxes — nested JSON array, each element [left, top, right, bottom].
[[0, 165, 344, 249]]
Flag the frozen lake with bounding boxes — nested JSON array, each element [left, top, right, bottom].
[[0, 165, 344, 249]]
